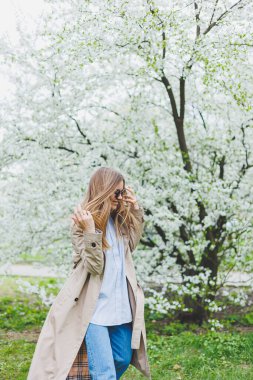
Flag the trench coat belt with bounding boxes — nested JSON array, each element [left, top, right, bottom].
[[131, 284, 144, 349]]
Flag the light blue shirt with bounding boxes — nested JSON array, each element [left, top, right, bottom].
[[90, 215, 133, 325]]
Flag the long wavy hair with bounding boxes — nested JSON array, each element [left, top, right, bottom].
[[80, 166, 142, 251]]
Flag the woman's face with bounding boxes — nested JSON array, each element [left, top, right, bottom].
[[109, 180, 125, 211]]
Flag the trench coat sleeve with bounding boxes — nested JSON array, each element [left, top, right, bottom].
[[70, 220, 104, 275], [129, 204, 145, 254]]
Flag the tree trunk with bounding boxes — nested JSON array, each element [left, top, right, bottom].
[[178, 294, 209, 325]]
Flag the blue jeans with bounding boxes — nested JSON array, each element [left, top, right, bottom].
[[84, 321, 133, 380]]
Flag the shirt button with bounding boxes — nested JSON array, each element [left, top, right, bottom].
[[91, 242, 97, 247], [74, 297, 78, 301]]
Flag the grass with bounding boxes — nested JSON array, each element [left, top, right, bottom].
[[1, 329, 253, 380], [1, 276, 253, 380], [124, 330, 253, 380], [0, 276, 62, 331], [0, 339, 35, 380]]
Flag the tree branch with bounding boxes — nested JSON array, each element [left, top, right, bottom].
[[194, 1, 201, 38], [203, 0, 244, 35], [67, 115, 91, 144]]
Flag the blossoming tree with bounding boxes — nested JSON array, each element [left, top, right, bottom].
[[1, 0, 253, 323]]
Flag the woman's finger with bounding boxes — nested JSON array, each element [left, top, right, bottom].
[[126, 186, 134, 194], [77, 205, 86, 220], [71, 215, 80, 227], [74, 207, 83, 223], [74, 207, 81, 219], [124, 194, 136, 202]]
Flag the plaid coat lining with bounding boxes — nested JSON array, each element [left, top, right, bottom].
[[66, 339, 91, 380]]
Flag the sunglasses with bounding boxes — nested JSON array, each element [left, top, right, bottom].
[[114, 188, 127, 199]]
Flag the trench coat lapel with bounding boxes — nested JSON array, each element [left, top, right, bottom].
[[27, 214, 152, 380], [66, 234, 131, 380]]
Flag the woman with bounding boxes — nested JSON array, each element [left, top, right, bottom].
[[27, 166, 151, 380]]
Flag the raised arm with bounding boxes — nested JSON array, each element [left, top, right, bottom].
[[128, 205, 145, 253], [70, 220, 105, 275]]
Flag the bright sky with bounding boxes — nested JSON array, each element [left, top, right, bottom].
[[0, 0, 45, 141], [0, 0, 45, 90], [0, 0, 45, 42]]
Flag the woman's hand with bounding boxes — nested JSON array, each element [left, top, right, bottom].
[[71, 205, 96, 233], [123, 186, 139, 209]]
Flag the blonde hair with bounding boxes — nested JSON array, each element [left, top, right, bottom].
[[80, 166, 142, 251]]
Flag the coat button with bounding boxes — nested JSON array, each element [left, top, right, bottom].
[[74, 297, 78, 301], [91, 242, 96, 247]]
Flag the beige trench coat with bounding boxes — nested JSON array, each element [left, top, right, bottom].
[[27, 205, 152, 380]]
